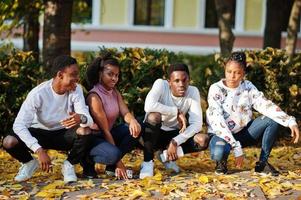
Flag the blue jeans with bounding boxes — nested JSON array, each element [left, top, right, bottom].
[[89, 123, 139, 166], [209, 116, 279, 163]]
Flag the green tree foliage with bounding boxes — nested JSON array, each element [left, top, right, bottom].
[[0, 0, 42, 59], [72, 0, 92, 24], [0, 0, 42, 37]]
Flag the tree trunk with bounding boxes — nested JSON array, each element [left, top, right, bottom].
[[214, 0, 235, 57], [43, 0, 73, 71], [263, 0, 285, 48], [23, 6, 40, 61], [285, 0, 301, 57]]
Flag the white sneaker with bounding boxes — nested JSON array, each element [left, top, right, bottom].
[[164, 161, 180, 173], [14, 158, 39, 182], [156, 150, 181, 173], [139, 160, 154, 179], [62, 160, 77, 183]]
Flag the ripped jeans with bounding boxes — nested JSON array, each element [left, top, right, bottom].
[[209, 116, 279, 163]]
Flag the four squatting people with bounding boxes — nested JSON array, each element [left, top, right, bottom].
[[1, 51, 300, 183]]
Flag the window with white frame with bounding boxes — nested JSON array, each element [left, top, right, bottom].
[[134, 0, 165, 26]]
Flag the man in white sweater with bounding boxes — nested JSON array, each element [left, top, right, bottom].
[[139, 63, 209, 179], [2, 55, 94, 183]]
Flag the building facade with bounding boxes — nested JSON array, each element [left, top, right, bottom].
[[11, 0, 301, 54]]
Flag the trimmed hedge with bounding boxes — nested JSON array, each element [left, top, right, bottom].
[[0, 44, 45, 136], [0, 45, 300, 137]]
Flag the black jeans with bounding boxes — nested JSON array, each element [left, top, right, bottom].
[[142, 122, 200, 161], [4, 127, 92, 165]]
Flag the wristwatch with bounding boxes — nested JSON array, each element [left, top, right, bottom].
[[171, 139, 178, 146], [80, 114, 88, 124]]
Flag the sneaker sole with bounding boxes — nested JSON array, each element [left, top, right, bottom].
[[64, 179, 77, 183], [139, 174, 153, 179], [215, 171, 227, 175], [255, 171, 279, 177]]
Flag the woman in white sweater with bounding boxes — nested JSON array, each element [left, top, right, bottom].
[[206, 52, 299, 176]]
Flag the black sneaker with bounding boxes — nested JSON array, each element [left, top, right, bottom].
[[83, 165, 98, 179], [215, 160, 228, 175], [81, 157, 98, 179], [255, 161, 280, 176]]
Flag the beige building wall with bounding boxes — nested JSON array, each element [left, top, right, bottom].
[[100, 0, 128, 25], [173, 0, 198, 28], [244, 0, 263, 31]]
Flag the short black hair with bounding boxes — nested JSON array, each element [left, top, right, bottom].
[[85, 52, 119, 89], [227, 52, 247, 71], [168, 63, 190, 78], [51, 55, 77, 77]]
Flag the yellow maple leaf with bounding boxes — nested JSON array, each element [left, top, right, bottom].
[[198, 175, 209, 184]]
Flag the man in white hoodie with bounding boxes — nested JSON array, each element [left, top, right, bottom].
[[2, 55, 94, 183], [139, 63, 209, 179]]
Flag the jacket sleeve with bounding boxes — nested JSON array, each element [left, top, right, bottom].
[[173, 88, 203, 145], [249, 82, 297, 128], [13, 92, 42, 152], [144, 79, 178, 116], [206, 85, 243, 157]]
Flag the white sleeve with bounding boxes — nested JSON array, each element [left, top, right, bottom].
[[249, 83, 297, 128], [173, 88, 203, 145], [13, 92, 41, 152], [73, 85, 94, 127], [206, 85, 243, 157], [144, 79, 178, 115]]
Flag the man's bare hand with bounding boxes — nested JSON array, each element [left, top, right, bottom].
[[36, 148, 52, 172], [60, 112, 81, 129], [167, 140, 178, 161]]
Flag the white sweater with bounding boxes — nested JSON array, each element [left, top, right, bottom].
[[206, 79, 297, 157], [13, 79, 93, 152], [144, 79, 203, 145]]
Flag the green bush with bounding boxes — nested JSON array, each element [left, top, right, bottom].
[[0, 44, 45, 137], [245, 48, 301, 121]]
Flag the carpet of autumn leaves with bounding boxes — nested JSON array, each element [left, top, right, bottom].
[[0, 140, 301, 200]]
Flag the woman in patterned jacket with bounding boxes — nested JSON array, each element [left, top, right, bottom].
[[206, 51, 299, 176]]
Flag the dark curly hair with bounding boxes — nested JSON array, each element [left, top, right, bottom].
[[86, 52, 119, 90], [227, 51, 247, 71], [168, 63, 190, 78], [51, 55, 77, 78]]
